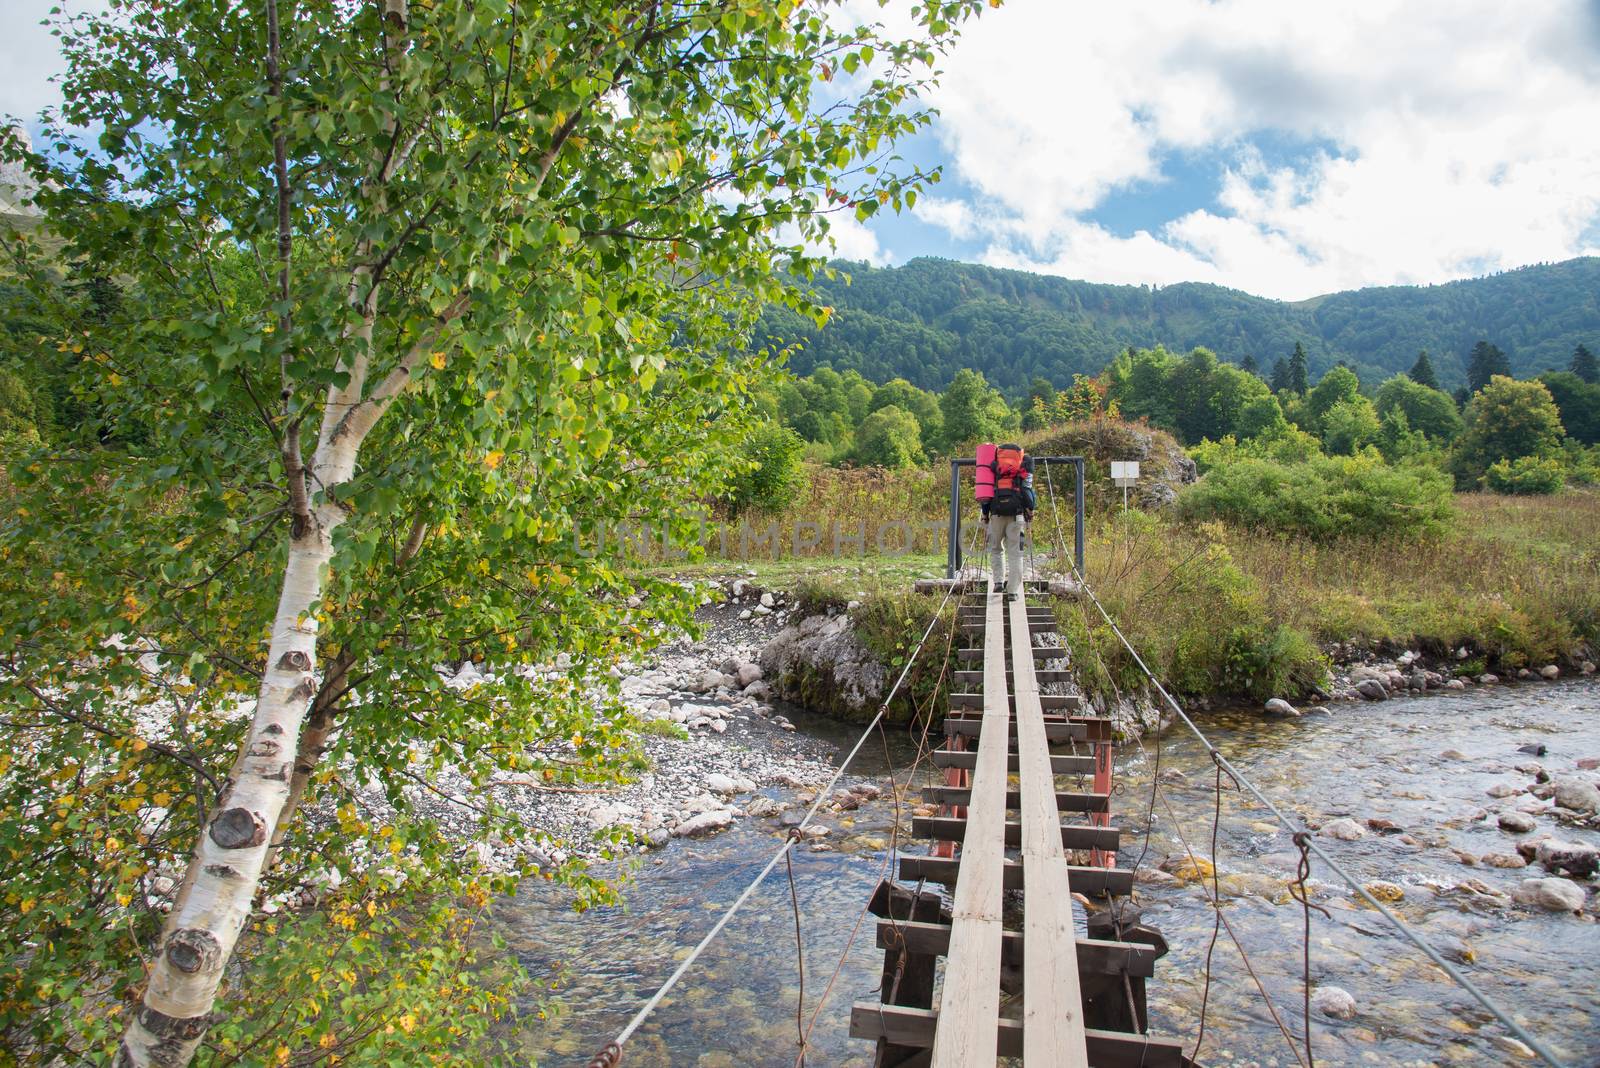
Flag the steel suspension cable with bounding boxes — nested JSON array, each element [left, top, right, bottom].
[[1039, 458, 1568, 1068], [590, 576, 965, 1063]]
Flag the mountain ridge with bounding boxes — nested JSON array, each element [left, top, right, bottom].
[[759, 255, 1600, 394]]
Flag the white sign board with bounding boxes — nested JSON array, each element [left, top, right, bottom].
[[1110, 461, 1140, 487]]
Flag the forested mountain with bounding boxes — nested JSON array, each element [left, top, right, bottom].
[[757, 256, 1600, 395]]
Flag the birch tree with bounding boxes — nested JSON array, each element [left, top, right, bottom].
[[0, 0, 985, 1062]]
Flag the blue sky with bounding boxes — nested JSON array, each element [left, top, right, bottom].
[[6, 0, 1600, 301]]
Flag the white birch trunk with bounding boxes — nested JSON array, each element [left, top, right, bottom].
[[118, 434, 361, 1068]]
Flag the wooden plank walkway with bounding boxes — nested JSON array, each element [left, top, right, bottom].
[[927, 589, 1009, 1067], [852, 580, 1195, 1067], [1009, 593, 1090, 1064]]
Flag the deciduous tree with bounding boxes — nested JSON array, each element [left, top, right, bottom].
[[0, 1, 982, 1062]]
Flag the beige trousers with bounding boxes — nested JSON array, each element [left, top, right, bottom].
[[985, 514, 1026, 594]]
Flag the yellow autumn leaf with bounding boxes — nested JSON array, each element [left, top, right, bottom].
[[484, 450, 504, 470], [429, 351, 447, 370]]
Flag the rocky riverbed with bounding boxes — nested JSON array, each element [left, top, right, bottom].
[[498, 659, 1600, 1067]]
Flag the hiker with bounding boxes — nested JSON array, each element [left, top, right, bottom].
[[980, 442, 1035, 599]]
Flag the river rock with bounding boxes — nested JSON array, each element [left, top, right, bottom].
[[1159, 854, 1215, 882], [1366, 817, 1402, 834], [1498, 811, 1537, 834], [1319, 818, 1365, 841], [1535, 839, 1600, 878], [1355, 679, 1388, 701], [1516, 743, 1548, 756], [1485, 783, 1522, 799], [1444, 678, 1466, 690], [672, 810, 734, 838], [759, 591, 775, 608], [1552, 777, 1600, 814], [1439, 749, 1469, 761], [1217, 873, 1289, 902], [744, 796, 786, 819], [1582, 661, 1596, 675], [1363, 880, 1405, 903], [735, 662, 764, 688], [1481, 852, 1528, 869], [1540, 664, 1560, 679], [1517, 667, 1535, 680], [1478, 674, 1499, 685], [1311, 986, 1358, 1019], [1577, 757, 1600, 770], [704, 773, 757, 796], [695, 669, 736, 692], [798, 824, 830, 840], [1264, 698, 1299, 717], [1513, 877, 1586, 913]]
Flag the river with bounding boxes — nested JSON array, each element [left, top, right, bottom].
[[499, 680, 1600, 1067]]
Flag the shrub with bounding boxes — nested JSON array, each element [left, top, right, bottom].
[[1484, 455, 1565, 495], [1178, 453, 1453, 538], [1450, 376, 1565, 489], [727, 421, 809, 515]]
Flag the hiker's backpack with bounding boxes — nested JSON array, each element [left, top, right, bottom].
[[988, 443, 1032, 516]]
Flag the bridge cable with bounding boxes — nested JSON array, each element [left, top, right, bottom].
[[1037, 462, 1570, 1068], [587, 576, 965, 1065], [793, 521, 982, 1064]]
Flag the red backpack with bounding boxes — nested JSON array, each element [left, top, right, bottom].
[[989, 443, 1031, 515]]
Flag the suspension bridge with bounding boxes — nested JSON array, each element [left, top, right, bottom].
[[849, 576, 1194, 1067], [587, 455, 1568, 1068]]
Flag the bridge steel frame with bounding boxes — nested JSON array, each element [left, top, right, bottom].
[[946, 455, 1086, 579]]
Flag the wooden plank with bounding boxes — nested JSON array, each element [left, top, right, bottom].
[[920, 786, 1110, 812], [910, 815, 1120, 852], [943, 717, 1087, 742], [930, 750, 1095, 775], [873, 921, 1158, 977], [944, 714, 1115, 745], [952, 668, 1072, 686], [1010, 592, 1090, 1066], [849, 1004, 1194, 1067], [928, 590, 1009, 1068], [956, 646, 1065, 661], [897, 856, 1133, 896], [947, 692, 1083, 711], [957, 622, 1056, 635]]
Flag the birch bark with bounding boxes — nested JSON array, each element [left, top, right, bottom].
[[117, 429, 362, 1066]]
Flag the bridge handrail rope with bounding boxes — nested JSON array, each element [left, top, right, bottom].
[[588, 574, 966, 1066], [1036, 464, 1569, 1068]]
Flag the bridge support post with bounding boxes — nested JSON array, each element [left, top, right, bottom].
[[946, 459, 962, 579]]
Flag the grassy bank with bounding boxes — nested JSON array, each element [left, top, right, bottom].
[[1062, 490, 1600, 704], [663, 455, 1600, 710]]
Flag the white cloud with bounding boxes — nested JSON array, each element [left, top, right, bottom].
[[817, 210, 892, 265], [917, 0, 1600, 298], [0, 1, 104, 122]]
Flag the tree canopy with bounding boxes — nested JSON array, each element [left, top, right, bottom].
[[754, 256, 1600, 395], [0, 0, 982, 1062]]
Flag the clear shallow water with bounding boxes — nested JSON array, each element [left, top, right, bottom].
[[497, 683, 1600, 1067]]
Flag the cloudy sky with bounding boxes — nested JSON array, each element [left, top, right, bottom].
[[7, 1, 1600, 300]]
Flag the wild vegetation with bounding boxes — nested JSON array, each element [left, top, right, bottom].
[[755, 255, 1600, 393], [0, 1, 987, 1063], [702, 419, 1600, 710]]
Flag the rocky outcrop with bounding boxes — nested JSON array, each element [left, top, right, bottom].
[[760, 613, 891, 722], [1030, 419, 1197, 508]]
